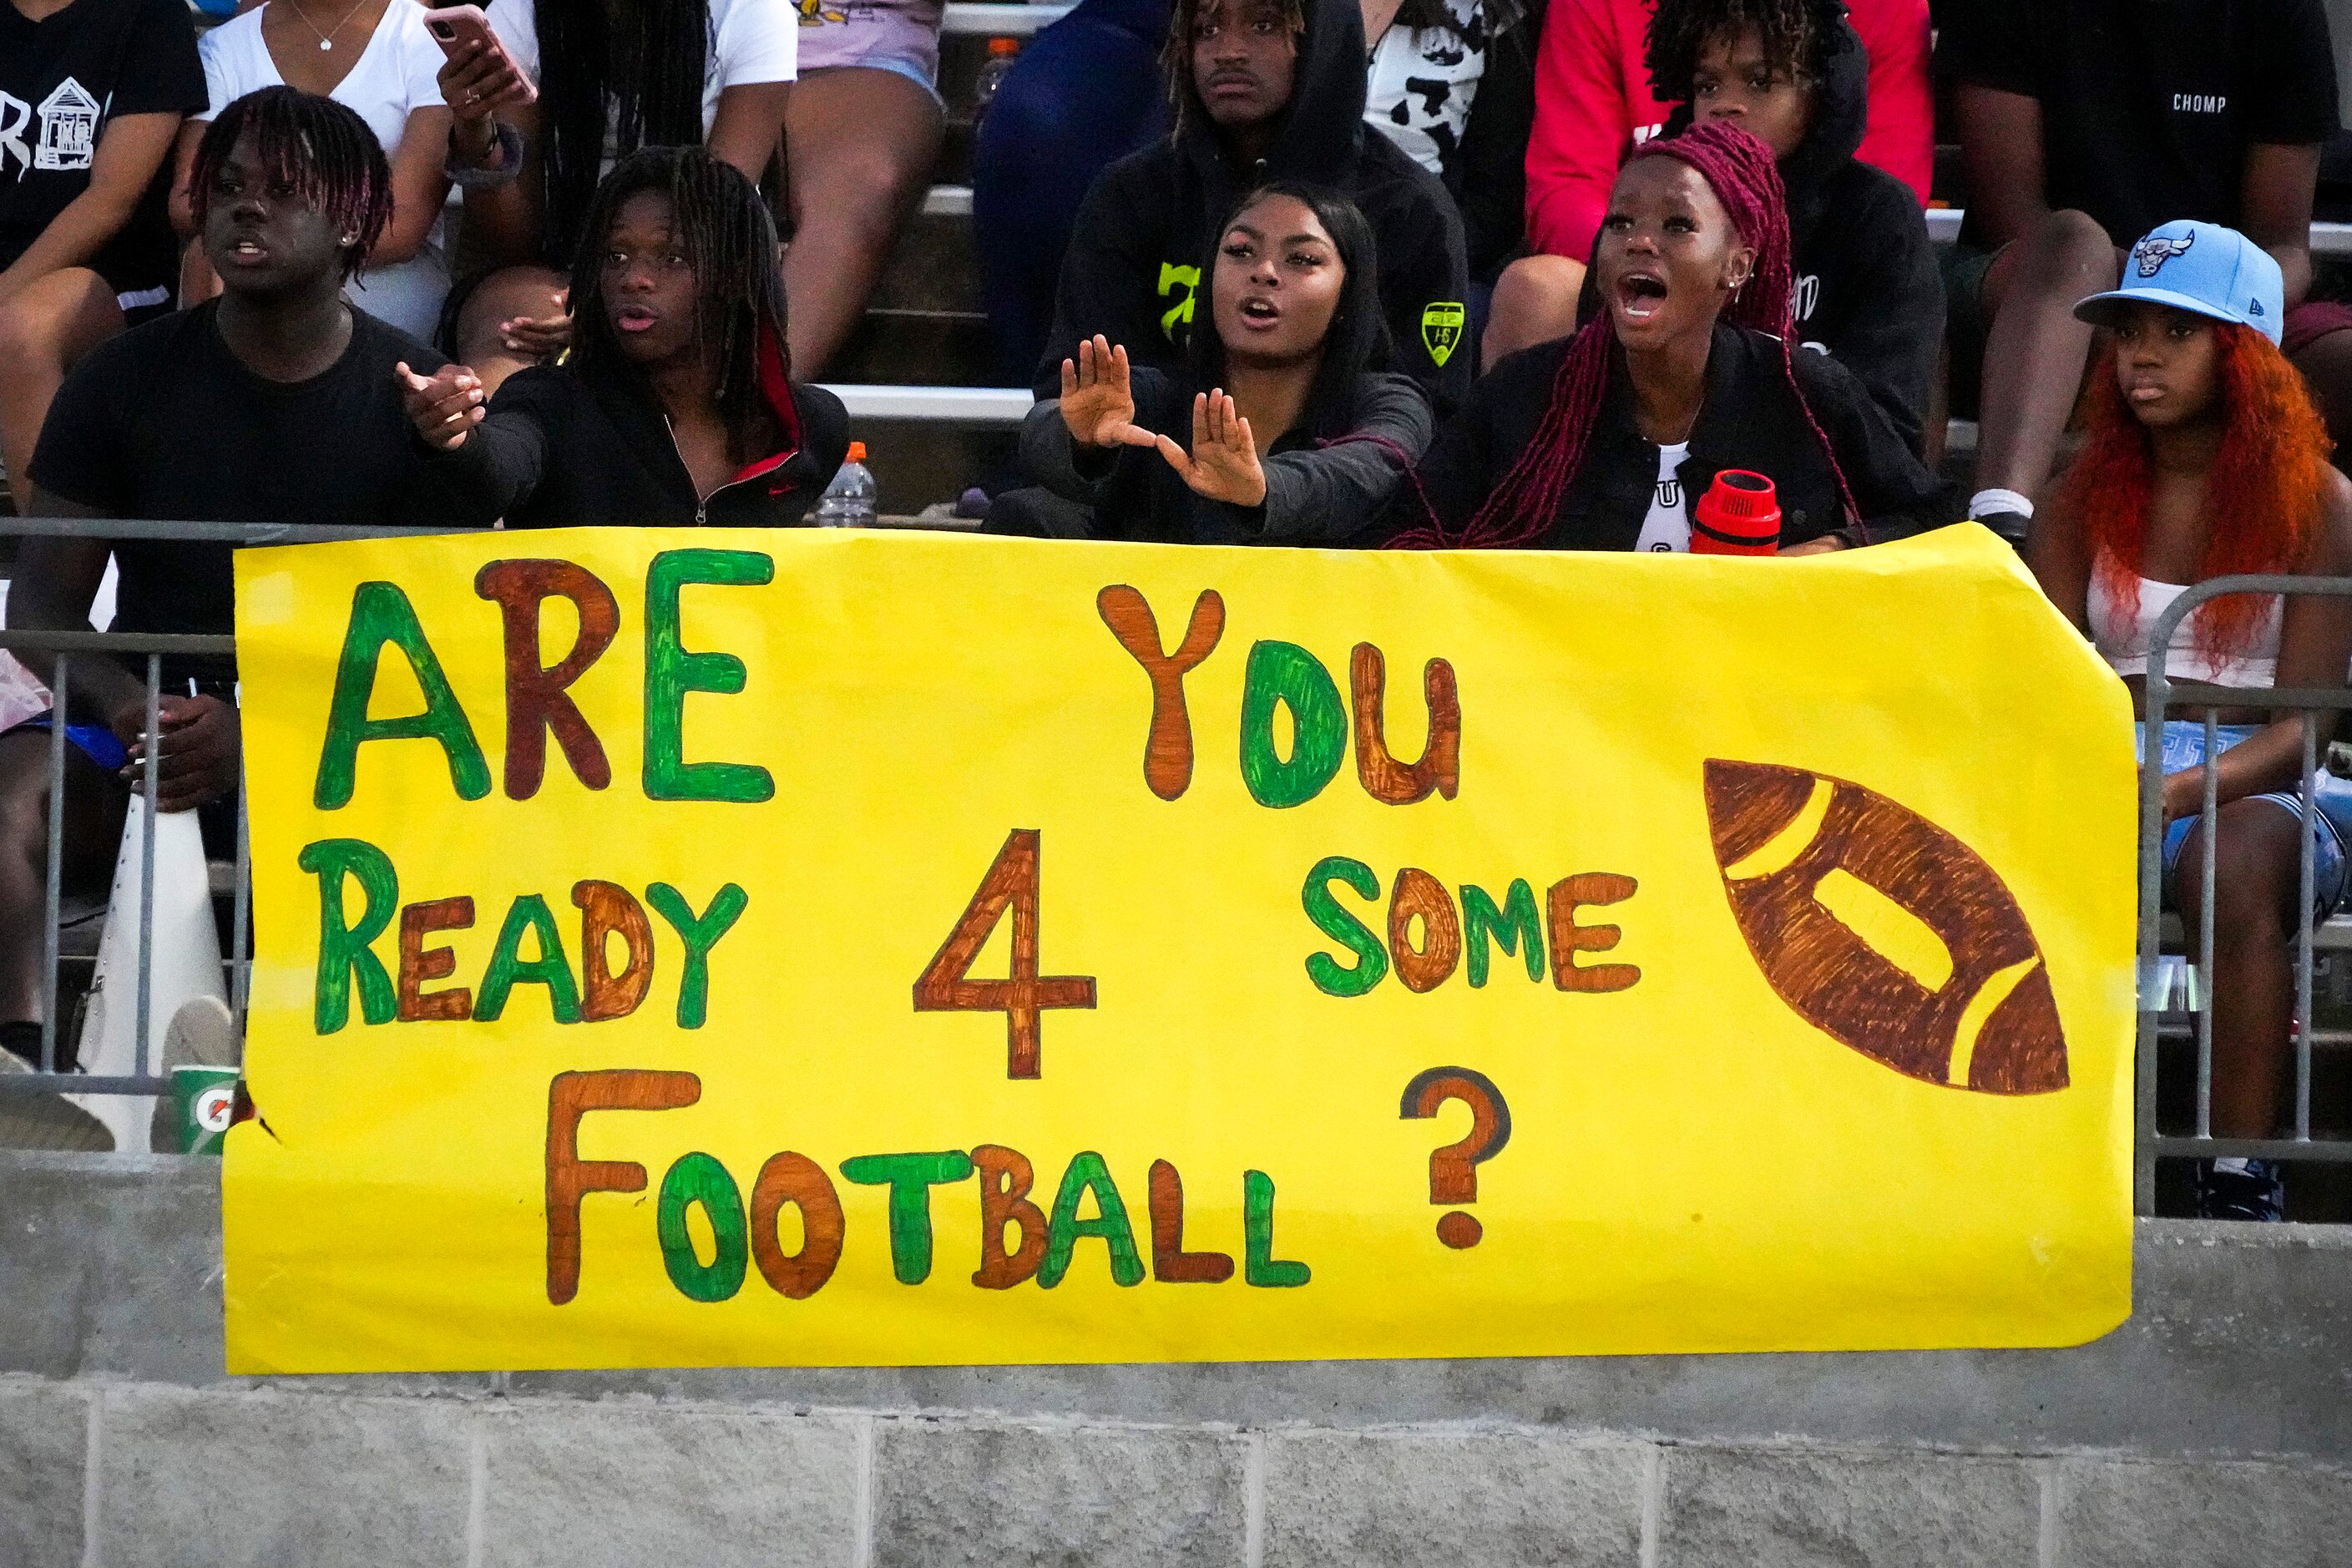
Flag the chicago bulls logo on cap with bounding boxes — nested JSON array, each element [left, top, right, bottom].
[[2132, 232, 2195, 277]]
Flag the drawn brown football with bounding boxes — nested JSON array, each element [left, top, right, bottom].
[[1702, 759, 2067, 1095]]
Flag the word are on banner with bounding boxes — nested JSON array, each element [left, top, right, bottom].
[[224, 526, 2136, 1374]]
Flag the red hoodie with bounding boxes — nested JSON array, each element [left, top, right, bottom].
[[1525, 0, 1934, 263]]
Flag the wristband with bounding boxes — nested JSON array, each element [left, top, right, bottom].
[[1968, 487, 2035, 521], [447, 121, 525, 190]]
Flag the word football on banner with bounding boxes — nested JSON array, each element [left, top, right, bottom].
[[225, 527, 2134, 1374]]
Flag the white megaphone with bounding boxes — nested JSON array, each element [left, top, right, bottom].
[[72, 793, 231, 1154]]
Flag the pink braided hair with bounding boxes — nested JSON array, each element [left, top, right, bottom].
[[1395, 121, 1860, 549]]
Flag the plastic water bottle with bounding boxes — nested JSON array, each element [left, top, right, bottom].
[[972, 38, 1019, 124], [817, 442, 877, 528]]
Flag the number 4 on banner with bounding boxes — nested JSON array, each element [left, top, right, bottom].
[[913, 829, 1098, 1079]]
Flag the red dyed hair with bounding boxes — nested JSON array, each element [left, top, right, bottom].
[[1395, 121, 1856, 549], [2061, 321, 2334, 667]]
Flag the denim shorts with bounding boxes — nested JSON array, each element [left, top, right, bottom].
[[2142, 721, 2352, 918]]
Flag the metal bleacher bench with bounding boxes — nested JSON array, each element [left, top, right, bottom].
[[857, 176, 2352, 430], [1924, 210, 2352, 253]]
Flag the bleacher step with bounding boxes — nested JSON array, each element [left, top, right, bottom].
[[870, 208, 982, 316]]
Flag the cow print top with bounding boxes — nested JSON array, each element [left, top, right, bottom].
[[1363, 0, 1490, 179]]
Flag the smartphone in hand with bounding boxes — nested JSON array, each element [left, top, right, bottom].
[[424, 4, 537, 107]]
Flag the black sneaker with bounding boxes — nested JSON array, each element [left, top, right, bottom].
[[2195, 1158, 2286, 1222]]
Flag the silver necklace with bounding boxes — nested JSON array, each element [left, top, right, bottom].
[[285, 0, 372, 51]]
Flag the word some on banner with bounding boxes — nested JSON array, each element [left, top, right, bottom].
[[225, 527, 2136, 1375]]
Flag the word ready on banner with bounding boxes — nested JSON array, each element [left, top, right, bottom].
[[225, 527, 2135, 1374]]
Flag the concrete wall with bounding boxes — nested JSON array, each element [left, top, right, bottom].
[[3, 1151, 2348, 1567]]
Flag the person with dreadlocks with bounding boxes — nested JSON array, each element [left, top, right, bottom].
[[1005, 182, 1431, 543], [1039, 0, 1471, 412], [450, 0, 797, 395], [169, 0, 457, 340], [1389, 120, 1947, 552], [1644, 0, 1939, 451], [402, 145, 847, 528], [2031, 221, 2352, 1222], [1, 88, 439, 1112]]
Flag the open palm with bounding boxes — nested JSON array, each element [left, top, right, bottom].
[[1153, 390, 1266, 508], [1058, 335, 1144, 448]]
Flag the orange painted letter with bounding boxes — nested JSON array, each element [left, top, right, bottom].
[[573, 880, 654, 1022], [971, 1143, 1049, 1288], [1148, 1159, 1235, 1282], [476, 559, 621, 800], [545, 1068, 700, 1303], [397, 897, 474, 1020], [1547, 873, 1641, 993], [1352, 644, 1460, 804], [1097, 585, 1225, 800]]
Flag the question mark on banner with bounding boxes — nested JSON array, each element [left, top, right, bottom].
[[1398, 1066, 1511, 1248]]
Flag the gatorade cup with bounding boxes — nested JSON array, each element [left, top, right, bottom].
[[1691, 469, 1781, 554], [169, 1066, 239, 1157]]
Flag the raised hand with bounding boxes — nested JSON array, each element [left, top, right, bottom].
[[397, 360, 486, 451], [1151, 390, 1267, 508], [438, 40, 530, 165], [1057, 335, 1142, 448]]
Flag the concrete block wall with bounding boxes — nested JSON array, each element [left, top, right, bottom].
[[4, 1152, 2349, 1566], [7, 1387, 2350, 1568]]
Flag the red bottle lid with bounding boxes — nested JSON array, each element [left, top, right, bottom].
[[1691, 469, 1781, 555]]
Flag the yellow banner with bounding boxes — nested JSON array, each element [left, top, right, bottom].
[[225, 526, 2134, 1374]]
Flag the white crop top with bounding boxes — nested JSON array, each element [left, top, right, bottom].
[[2089, 573, 2283, 687]]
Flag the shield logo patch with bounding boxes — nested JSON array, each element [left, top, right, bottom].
[[1421, 301, 1466, 367]]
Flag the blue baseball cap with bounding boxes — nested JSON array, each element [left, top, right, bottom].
[[2073, 220, 2284, 343]]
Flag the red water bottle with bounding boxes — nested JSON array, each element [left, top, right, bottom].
[[1691, 469, 1781, 555]]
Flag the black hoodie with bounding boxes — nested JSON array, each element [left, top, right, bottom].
[[1037, 0, 1474, 408], [1663, 13, 1941, 450], [1388, 321, 1957, 548], [423, 330, 850, 528]]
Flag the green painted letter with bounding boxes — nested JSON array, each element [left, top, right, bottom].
[[658, 1151, 748, 1302], [840, 1151, 976, 1284], [298, 838, 398, 1033], [645, 882, 748, 1029], [644, 549, 775, 802], [314, 581, 490, 809], [1243, 1170, 1311, 1287], [1238, 640, 1347, 808], [1462, 880, 1545, 987], [1302, 856, 1388, 997], [473, 894, 583, 1023], [1039, 1151, 1146, 1287]]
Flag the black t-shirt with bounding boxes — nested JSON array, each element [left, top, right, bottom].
[[1942, 0, 2340, 245], [28, 301, 449, 643], [0, 0, 205, 296]]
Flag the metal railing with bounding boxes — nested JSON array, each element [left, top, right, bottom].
[[2135, 574, 2352, 1212], [11, 525, 2352, 1213], [0, 518, 471, 1118]]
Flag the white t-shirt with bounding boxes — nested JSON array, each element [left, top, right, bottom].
[[195, 0, 450, 340], [1636, 442, 1691, 553], [1363, 0, 1489, 178], [485, 0, 797, 152]]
